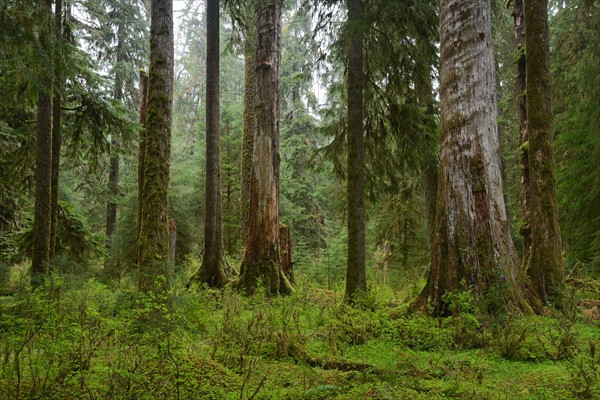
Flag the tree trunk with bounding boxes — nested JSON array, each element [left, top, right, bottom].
[[137, 0, 173, 294], [417, 0, 531, 315], [136, 69, 149, 259], [238, 0, 292, 296], [31, 0, 53, 288], [106, 23, 125, 274], [49, 0, 62, 260], [345, 0, 366, 301], [241, 42, 256, 244], [279, 224, 294, 284], [190, 0, 228, 288], [514, 0, 531, 263], [524, 0, 564, 303]]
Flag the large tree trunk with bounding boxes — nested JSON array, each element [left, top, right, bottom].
[[524, 0, 564, 304], [240, 41, 256, 244], [238, 0, 292, 296], [136, 70, 149, 259], [417, 0, 531, 315], [31, 0, 53, 288], [514, 0, 531, 263], [345, 0, 366, 301], [189, 0, 228, 288], [137, 0, 173, 293], [49, 0, 62, 260]]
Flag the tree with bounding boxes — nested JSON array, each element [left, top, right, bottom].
[[513, 0, 530, 261], [417, 0, 531, 315], [137, 0, 174, 293], [189, 0, 228, 287], [524, 0, 564, 303], [31, 0, 54, 287], [345, 0, 366, 300], [238, 0, 292, 295]]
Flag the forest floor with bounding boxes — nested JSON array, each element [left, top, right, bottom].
[[0, 261, 599, 399]]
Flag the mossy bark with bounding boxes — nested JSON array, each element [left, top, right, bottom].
[[417, 0, 532, 315], [189, 0, 228, 288], [241, 44, 256, 244], [136, 70, 149, 258], [31, 0, 53, 288], [137, 0, 173, 294], [345, 0, 367, 302], [238, 0, 292, 296], [513, 0, 531, 263], [49, 0, 62, 260], [524, 0, 564, 303]]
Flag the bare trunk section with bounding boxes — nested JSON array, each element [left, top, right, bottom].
[[345, 0, 366, 301], [49, 0, 62, 260], [190, 0, 228, 288], [137, 0, 174, 294], [238, 0, 292, 296], [514, 0, 531, 263], [31, 0, 53, 288], [524, 0, 564, 303], [417, 0, 531, 315]]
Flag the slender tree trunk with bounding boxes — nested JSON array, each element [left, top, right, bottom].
[[190, 0, 228, 287], [136, 70, 149, 258], [49, 0, 62, 260], [345, 0, 366, 301], [524, 0, 564, 303], [137, 0, 174, 293], [416, 0, 531, 315], [106, 24, 125, 273], [514, 0, 531, 262], [238, 0, 292, 296], [31, 0, 53, 287], [241, 43, 256, 244]]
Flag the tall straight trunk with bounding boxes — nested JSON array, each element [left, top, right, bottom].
[[106, 24, 125, 268], [190, 0, 228, 287], [417, 0, 531, 315], [238, 0, 292, 296], [524, 0, 564, 303], [136, 70, 149, 256], [137, 0, 174, 293], [345, 0, 366, 300], [49, 0, 62, 260], [31, 0, 53, 287], [241, 42, 256, 243], [514, 0, 531, 262]]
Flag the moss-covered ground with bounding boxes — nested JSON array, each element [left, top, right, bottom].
[[0, 263, 598, 399]]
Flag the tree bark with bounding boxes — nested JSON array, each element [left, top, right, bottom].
[[241, 42, 256, 244], [524, 0, 564, 303], [49, 0, 62, 260], [31, 0, 53, 288], [190, 0, 228, 288], [345, 0, 366, 301], [514, 0, 531, 263], [137, 0, 173, 294], [136, 69, 149, 259], [238, 0, 292, 296], [417, 0, 531, 315]]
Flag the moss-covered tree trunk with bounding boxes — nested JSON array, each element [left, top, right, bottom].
[[31, 0, 53, 288], [137, 0, 173, 294], [417, 0, 531, 315], [136, 69, 149, 258], [49, 0, 62, 260], [524, 0, 564, 303], [189, 0, 228, 288], [241, 41, 256, 244], [514, 0, 531, 263], [238, 0, 292, 296], [345, 0, 366, 301]]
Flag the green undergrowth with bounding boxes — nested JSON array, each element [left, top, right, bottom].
[[0, 273, 598, 399]]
